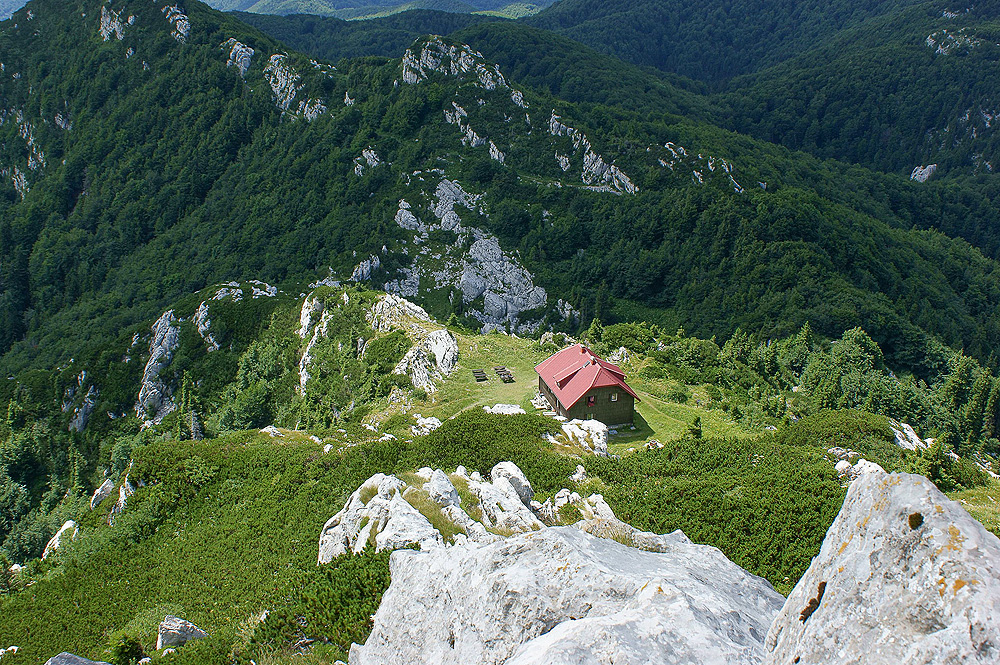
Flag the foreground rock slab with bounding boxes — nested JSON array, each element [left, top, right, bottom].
[[765, 472, 1000, 664], [44, 654, 110, 665], [156, 615, 207, 650], [349, 526, 784, 665]]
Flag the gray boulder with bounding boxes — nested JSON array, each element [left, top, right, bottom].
[[89, 478, 115, 509], [765, 472, 1000, 664], [44, 654, 110, 665], [156, 616, 207, 650]]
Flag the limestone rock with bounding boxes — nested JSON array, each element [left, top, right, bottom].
[[483, 403, 525, 415], [42, 520, 78, 559], [349, 526, 784, 665], [44, 654, 109, 665], [910, 164, 938, 182], [0, 646, 19, 661], [108, 473, 135, 526], [350, 255, 381, 281], [192, 301, 219, 352], [368, 294, 432, 332], [410, 415, 442, 435], [259, 425, 284, 437], [135, 310, 180, 424], [263, 54, 302, 111], [764, 472, 1000, 664], [156, 616, 207, 650], [90, 479, 115, 509], [423, 469, 459, 507], [490, 461, 533, 505], [834, 457, 885, 483], [891, 421, 928, 450], [395, 330, 459, 394], [318, 473, 442, 563], [69, 385, 98, 432], [162, 6, 190, 43], [401, 36, 507, 91], [570, 464, 587, 482], [221, 38, 253, 76], [560, 419, 609, 456], [99, 6, 124, 41]]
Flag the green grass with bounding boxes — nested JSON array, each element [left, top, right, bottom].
[[948, 479, 1000, 537]]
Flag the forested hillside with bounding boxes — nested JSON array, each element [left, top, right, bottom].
[[525, 0, 928, 83], [205, 0, 554, 19]]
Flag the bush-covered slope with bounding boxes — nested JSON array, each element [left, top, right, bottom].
[[6, 0, 1000, 382], [719, 1, 1000, 177], [525, 0, 928, 84]]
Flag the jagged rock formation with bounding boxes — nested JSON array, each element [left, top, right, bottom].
[[911, 164, 937, 182], [549, 111, 638, 195], [135, 310, 180, 424], [394, 329, 459, 393], [192, 301, 219, 352], [368, 293, 432, 332], [401, 36, 510, 92], [99, 6, 124, 42], [350, 254, 381, 281], [764, 472, 1000, 664], [353, 148, 382, 176], [108, 472, 135, 526], [156, 616, 207, 650], [41, 521, 78, 560], [833, 457, 885, 483], [68, 385, 98, 432], [264, 54, 302, 111], [89, 479, 115, 510], [349, 525, 784, 665], [221, 38, 253, 76], [161, 5, 190, 43]]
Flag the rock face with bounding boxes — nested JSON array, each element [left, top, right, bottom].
[[349, 526, 784, 665], [44, 654, 110, 665], [764, 472, 1000, 664], [221, 38, 253, 77], [156, 616, 207, 650], [910, 164, 938, 182], [89, 478, 115, 509], [42, 520, 78, 559], [135, 310, 180, 424]]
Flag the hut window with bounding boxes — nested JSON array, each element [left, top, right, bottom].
[[587, 395, 595, 406], [611, 393, 618, 402]]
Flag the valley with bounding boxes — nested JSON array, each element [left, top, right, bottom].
[[1, 0, 999, 662]]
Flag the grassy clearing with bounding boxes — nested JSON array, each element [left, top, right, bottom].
[[948, 479, 1000, 536]]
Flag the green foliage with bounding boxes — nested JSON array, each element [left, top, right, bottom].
[[251, 549, 392, 660], [585, 435, 845, 595], [402, 410, 570, 493], [108, 632, 145, 665]]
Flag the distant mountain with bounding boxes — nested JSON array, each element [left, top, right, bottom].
[[719, 1, 1000, 177], [206, 0, 555, 19], [0, 0, 26, 20], [234, 8, 505, 60]]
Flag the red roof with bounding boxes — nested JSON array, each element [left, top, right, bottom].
[[535, 344, 639, 410]]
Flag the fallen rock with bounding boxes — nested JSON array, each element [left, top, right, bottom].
[[42, 520, 78, 559], [90, 478, 115, 509], [764, 472, 1000, 664], [349, 526, 784, 665], [156, 616, 207, 650], [44, 654, 109, 665]]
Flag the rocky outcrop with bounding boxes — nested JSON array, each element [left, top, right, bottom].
[[765, 472, 1000, 664], [156, 616, 207, 650], [349, 525, 784, 665], [401, 36, 509, 91], [221, 38, 253, 77], [99, 6, 124, 41], [353, 148, 382, 176], [394, 330, 459, 393], [410, 415, 442, 435], [891, 421, 928, 450], [264, 54, 302, 111], [108, 473, 135, 526], [135, 310, 179, 424], [549, 111, 638, 195], [69, 385, 98, 432], [90, 479, 115, 509], [192, 301, 219, 352], [42, 520, 78, 559], [43, 654, 110, 665], [162, 6, 190, 43], [834, 457, 885, 483], [911, 164, 937, 182], [557, 418, 610, 456], [350, 254, 380, 281], [317, 473, 443, 563], [460, 236, 547, 332], [368, 294, 432, 333]]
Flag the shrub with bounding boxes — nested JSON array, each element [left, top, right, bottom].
[[108, 633, 144, 665]]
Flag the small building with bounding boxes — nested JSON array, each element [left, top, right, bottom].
[[535, 344, 639, 427]]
